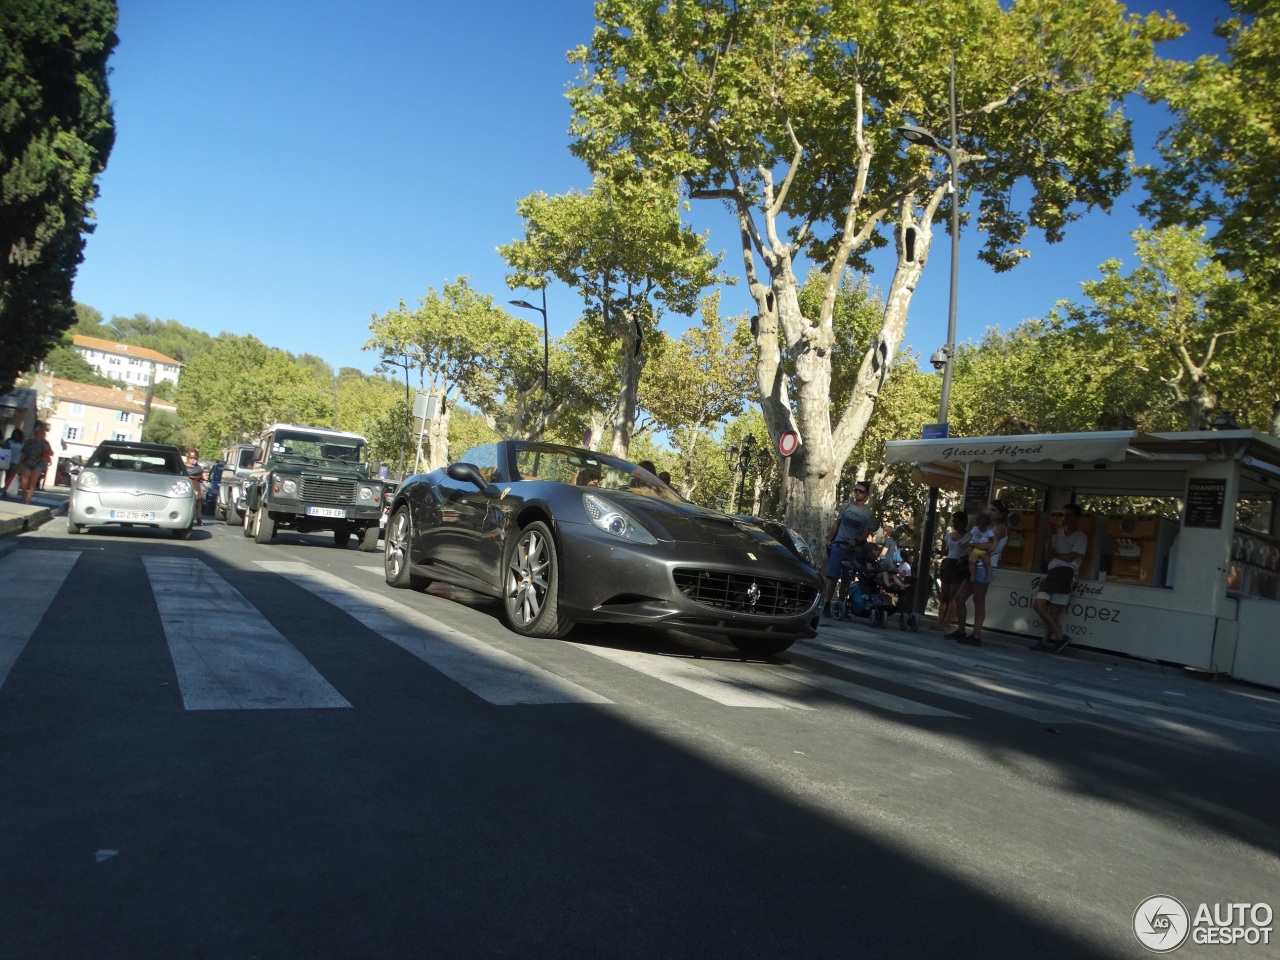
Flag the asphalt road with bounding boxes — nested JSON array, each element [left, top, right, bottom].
[[2, 518, 1278, 959]]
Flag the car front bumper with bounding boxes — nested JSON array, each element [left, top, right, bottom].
[[553, 520, 822, 641], [69, 489, 196, 530]]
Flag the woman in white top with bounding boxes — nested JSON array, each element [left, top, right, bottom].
[[948, 499, 1009, 646]]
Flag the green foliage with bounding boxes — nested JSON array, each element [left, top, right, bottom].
[[366, 276, 542, 419], [141, 408, 183, 446], [102, 313, 220, 363], [1, 0, 118, 392], [447, 406, 500, 464], [500, 176, 723, 456], [1141, 1, 1280, 295], [175, 334, 332, 450], [40, 340, 114, 386]]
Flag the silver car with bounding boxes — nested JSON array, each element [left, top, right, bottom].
[[67, 440, 197, 538]]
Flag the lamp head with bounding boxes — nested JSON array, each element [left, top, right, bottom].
[[897, 124, 940, 150]]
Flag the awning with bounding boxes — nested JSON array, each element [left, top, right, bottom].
[[884, 431, 1137, 467]]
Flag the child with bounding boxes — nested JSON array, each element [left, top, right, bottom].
[[968, 513, 995, 583]]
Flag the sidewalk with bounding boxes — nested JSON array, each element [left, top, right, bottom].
[[0, 486, 69, 539]]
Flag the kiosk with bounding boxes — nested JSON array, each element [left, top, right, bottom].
[[885, 429, 1280, 688]]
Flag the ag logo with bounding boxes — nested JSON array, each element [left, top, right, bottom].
[[1134, 895, 1190, 952]]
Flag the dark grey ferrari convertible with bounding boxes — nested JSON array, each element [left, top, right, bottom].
[[383, 440, 822, 655]]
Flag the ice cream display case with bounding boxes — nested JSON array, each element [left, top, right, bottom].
[[998, 509, 1039, 571], [1104, 515, 1179, 587]]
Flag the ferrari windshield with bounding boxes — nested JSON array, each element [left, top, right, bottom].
[[510, 443, 682, 502]]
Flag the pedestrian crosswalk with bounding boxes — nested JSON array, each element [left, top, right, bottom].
[[1, 547, 1276, 740]]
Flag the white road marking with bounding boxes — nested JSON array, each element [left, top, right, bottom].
[[778, 665, 966, 718], [569, 644, 812, 708], [256, 561, 610, 706], [144, 557, 350, 710], [0, 550, 81, 690], [796, 639, 1079, 724]]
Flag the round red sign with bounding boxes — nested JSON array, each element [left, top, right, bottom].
[[778, 431, 800, 457]]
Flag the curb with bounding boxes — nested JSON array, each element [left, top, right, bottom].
[[0, 507, 55, 538]]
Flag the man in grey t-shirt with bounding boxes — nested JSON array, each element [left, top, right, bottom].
[[821, 481, 878, 616]]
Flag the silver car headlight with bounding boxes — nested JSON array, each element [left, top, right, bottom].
[[78, 470, 100, 490], [358, 485, 376, 502], [170, 479, 193, 496], [583, 493, 657, 544], [280, 478, 298, 495]]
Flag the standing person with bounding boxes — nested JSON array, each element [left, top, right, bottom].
[[948, 499, 1010, 646], [967, 513, 995, 583], [821, 480, 877, 618], [931, 510, 969, 633], [0, 428, 23, 497], [1031, 503, 1088, 653], [17, 423, 53, 504], [184, 449, 206, 526]]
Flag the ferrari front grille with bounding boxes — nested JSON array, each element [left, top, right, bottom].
[[673, 569, 818, 616], [300, 477, 356, 505]]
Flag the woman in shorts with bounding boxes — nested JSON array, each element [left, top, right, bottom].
[[931, 510, 969, 633]]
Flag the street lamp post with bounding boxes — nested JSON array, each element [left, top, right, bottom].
[[728, 433, 756, 514], [379, 351, 412, 479], [509, 289, 550, 439], [896, 51, 961, 616]]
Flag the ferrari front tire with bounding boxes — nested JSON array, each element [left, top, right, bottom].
[[502, 520, 572, 639], [384, 506, 429, 590]]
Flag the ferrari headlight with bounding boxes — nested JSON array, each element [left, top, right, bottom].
[[78, 471, 100, 490], [583, 493, 656, 544], [788, 527, 814, 564], [170, 479, 193, 496]]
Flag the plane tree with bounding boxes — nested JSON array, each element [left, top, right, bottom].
[[365, 277, 545, 471], [500, 177, 722, 458], [567, 0, 1179, 548]]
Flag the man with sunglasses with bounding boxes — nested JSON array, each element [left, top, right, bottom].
[[821, 481, 878, 618]]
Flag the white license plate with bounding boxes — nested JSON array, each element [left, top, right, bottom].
[[109, 509, 155, 521], [306, 506, 347, 519]]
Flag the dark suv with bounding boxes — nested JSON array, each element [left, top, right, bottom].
[[243, 424, 386, 550]]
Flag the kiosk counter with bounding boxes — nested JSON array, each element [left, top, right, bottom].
[[885, 429, 1280, 688]]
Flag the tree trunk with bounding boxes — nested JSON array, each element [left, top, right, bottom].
[[605, 306, 645, 458], [747, 210, 935, 559]]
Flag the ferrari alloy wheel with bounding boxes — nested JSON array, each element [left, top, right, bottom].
[[384, 507, 428, 590], [503, 520, 572, 639]]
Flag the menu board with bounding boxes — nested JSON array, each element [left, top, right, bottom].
[[1185, 477, 1226, 529], [964, 475, 991, 514]]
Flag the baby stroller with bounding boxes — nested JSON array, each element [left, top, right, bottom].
[[874, 573, 919, 630], [830, 550, 882, 622], [858, 551, 921, 630]]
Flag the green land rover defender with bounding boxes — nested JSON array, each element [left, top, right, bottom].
[[243, 423, 387, 550]]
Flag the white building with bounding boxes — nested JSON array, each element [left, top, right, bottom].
[[33, 377, 175, 485], [71, 335, 183, 387]]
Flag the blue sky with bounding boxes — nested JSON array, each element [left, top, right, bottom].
[[74, 0, 1228, 378]]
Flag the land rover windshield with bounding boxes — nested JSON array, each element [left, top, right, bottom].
[[270, 431, 366, 465]]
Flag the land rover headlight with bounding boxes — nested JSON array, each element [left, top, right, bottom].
[[583, 493, 657, 544], [280, 478, 297, 495], [358, 485, 376, 502]]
